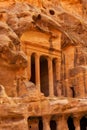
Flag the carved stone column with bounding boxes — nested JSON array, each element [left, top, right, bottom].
[[73, 116, 80, 130], [42, 116, 50, 130], [35, 54, 40, 92], [62, 116, 69, 130], [56, 116, 69, 130], [48, 57, 54, 97], [56, 116, 63, 130]]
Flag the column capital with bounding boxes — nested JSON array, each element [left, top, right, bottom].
[[47, 56, 53, 61], [26, 51, 32, 56], [43, 115, 51, 122], [55, 115, 63, 121], [35, 53, 40, 58], [73, 114, 82, 120], [35, 53, 40, 60], [54, 58, 61, 62]]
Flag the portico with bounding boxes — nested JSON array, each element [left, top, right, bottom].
[[21, 29, 61, 97]]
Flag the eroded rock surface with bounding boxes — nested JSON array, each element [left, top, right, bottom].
[[0, 0, 87, 130]]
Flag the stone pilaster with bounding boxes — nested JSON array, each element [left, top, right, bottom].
[[55, 59, 61, 81], [55, 59, 62, 96]]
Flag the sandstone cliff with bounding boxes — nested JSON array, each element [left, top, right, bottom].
[[0, 0, 87, 130]]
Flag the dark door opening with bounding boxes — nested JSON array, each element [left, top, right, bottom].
[[28, 117, 38, 130], [28, 116, 43, 130], [80, 116, 87, 130], [70, 86, 75, 98], [40, 56, 49, 96], [67, 117, 75, 130], [39, 118, 43, 130], [30, 53, 35, 84], [50, 120, 57, 130]]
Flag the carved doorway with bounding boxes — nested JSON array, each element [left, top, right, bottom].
[[28, 117, 38, 130], [50, 120, 57, 130], [70, 86, 75, 98], [67, 117, 75, 130], [28, 117, 43, 130], [39, 117, 43, 130], [80, 116, 87, 130]]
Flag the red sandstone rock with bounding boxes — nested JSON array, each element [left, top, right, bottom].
[[0, 0, 87, 130]]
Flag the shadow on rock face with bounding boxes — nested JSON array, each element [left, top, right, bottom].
[[18, 81, 45, 101], [0, 21, 28, 68]]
